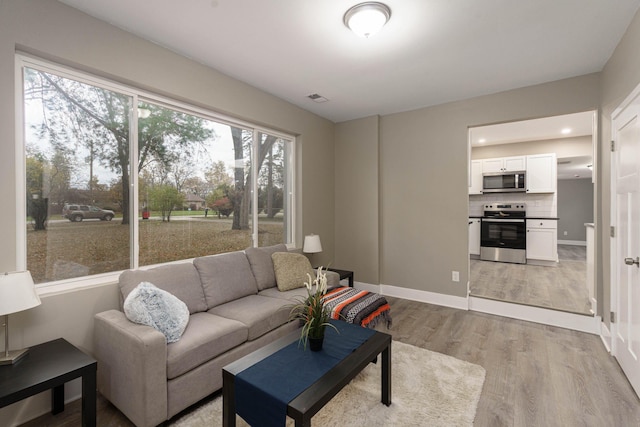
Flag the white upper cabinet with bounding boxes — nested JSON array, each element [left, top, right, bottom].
[[469, 160, 483, 194], [526, 153, 557, 193], [482, 156, 525, 173], [503, 156, 526, 172]]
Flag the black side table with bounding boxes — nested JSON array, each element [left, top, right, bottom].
[[325, 268, 354, 287], [0, 338, 97, 427]]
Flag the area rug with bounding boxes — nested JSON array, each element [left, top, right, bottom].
[[170, 341, 486, 427]]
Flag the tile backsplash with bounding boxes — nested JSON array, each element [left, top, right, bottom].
[[469, 193, 557, 217]]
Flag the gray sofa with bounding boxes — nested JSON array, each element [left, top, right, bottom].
[[93, 244, 338, 427]]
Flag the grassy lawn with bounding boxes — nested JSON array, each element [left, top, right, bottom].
[[27, 218, 284, 284]]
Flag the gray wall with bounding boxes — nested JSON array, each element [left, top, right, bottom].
[[0, 0, 335, 423], [334, 116, 380, 285], [557, 179, 594, 242], [336, 74, 600, 298]]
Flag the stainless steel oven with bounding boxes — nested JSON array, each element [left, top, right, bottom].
[[480, 203, 526, 264]]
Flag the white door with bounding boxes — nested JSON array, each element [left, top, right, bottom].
[[612, 84, 640, 397]]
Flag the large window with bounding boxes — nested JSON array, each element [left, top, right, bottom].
[[19, 57, 294, 285]]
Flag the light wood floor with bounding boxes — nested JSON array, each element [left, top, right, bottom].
[[470, 245, 592, 315], [21, 296, 640, 427]]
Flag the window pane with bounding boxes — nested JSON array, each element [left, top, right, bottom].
[[138, 102, 253, 266], [24, 67, 131, 284], [257, 132, 290, 247]]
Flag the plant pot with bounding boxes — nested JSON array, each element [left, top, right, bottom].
[[309, 336, 324, 352]]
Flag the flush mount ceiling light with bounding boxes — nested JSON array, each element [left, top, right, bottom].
[[344, 2, 391, 38]]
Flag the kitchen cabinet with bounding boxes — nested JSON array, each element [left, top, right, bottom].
[[469, 160, 483, 194], [526, 153, 557, 193], [526, 219, 558, 262], [469, 218, 481, 255], [482, 156, 526, 173]]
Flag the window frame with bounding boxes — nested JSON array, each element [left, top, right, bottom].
[[16, 54, 296, 291]]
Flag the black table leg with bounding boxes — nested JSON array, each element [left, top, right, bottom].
[[223, 370, 236, 427], [382, 342, 391, 406], [51, 384, 64, 414], [82, 367, 97, 427]]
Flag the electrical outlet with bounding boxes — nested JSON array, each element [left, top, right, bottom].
[[564, 231, 568, 236], [452, 271, 460, 282]]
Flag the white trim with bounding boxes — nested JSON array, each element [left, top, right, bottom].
[[526, 259, 559, 267], [15, 59, 26, 271], [380, 284, 469, 310], [469, 296, 599, 334], [35, 272, 120, 297], [251, 129, 259, 247], [600, 319, 612, 352], [557, 239, 587, 246], [130, 97, 140, 269]]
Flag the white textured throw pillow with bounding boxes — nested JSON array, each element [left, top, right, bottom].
[[124, 281, 189, 343]]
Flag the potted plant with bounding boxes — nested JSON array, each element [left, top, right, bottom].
[[289, 267, 338, 351]]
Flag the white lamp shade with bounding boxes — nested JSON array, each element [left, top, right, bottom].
[[0, 271, 41, 316], [303, 234, 323, 253]]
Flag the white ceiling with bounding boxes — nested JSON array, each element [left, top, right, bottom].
[[469, 111, 594, 147], [471, 111, 595, 180], [58, 0, 640, 123]]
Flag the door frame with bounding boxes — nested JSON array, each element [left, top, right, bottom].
[[610, 81, 640, 375]]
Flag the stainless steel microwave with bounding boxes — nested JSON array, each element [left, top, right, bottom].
[[482, 171, 526, 193]]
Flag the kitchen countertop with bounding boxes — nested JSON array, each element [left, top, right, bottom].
[[469, 215, 559, 220]]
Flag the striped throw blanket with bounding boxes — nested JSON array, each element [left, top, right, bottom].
[[322, 287, 392, 329]]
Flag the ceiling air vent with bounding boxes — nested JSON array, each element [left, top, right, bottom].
[[307, 93, 329, 103]]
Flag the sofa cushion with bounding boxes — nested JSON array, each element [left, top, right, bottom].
[[272, 252, 315, 291], [208, 295, 292, 341], [166, 312, 248, 379], [119, 263, 207, 314], [123, 282, 190, 343], [194, 251, 259, 309], [245, 244, 288, 290], [258, 286, 310, 302]]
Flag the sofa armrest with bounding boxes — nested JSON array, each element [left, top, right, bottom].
[[94, 310, 168, 427], [324, 270, 340, 288]]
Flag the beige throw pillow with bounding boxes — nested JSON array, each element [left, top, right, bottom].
[[272, 252, 315, 291]]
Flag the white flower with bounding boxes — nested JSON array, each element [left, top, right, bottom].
[[316, 266, 328, 295], [304, 273, 314, 291]]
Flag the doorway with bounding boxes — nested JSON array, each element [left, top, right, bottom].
[[468, 111, 596, 315]]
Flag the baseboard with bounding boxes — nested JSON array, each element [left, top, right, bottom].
[[526, 259, 559, 267], [469, 296, 599, 334], [356, 282, 599, 335], [379, 284, 468, 310], [558, 240, 587, 246], [600, 319, 612, 352]]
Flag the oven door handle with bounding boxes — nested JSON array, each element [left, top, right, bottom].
[[482, 218, 525, 223]]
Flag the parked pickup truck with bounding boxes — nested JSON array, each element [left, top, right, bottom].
[[62, 204, 115, 222]]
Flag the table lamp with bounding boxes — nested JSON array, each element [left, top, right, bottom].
[[303, 234, 322, 254], [303, 234, 322, 267], [0, 271, 41, 365]]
